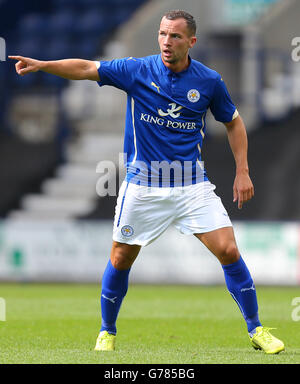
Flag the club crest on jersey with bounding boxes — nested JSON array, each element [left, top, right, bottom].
[[121, 225, 134, 237], [187, 89, 200, 103]]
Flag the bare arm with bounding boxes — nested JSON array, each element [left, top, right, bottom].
[[224, 114, 254, 209], [8, 56, 100, 81]]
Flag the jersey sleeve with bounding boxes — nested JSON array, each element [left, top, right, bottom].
[[96, 57, 142, 93], [209, 75, 238, 123]]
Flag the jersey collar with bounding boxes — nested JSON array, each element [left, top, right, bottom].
[[158, 54, 193, 76]]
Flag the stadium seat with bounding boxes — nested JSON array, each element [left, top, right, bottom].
[[18, 13, 50, 38], [40, 71, 68, 88], [12, 72, 37, 88], [76, 37, 102, 59], [8, 210, 79, 220], [66, 133, 123, 165], [48, 10, 76, 37], [74, 10, 108, 37], [51, 0, 79, 10], [106, 0, 129, 5], [20, 194, 95, 216], [14, 39, 43, 60], [107, 0, 144, 7], [42, 178, 97, 199], [55, 163, 99, 184], [113, 9, 133, 26], [77, 0, 107, 7], [44, 38, 74, 61]]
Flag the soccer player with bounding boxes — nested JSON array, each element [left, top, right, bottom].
[[10, 10, 284, 354]]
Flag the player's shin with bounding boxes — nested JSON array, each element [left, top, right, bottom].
[[100, 259, 130, 335], [222, 256, 262, 333]]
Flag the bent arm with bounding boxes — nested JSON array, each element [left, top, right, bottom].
[[9, 56, 100, 81], [224, 114, 254, 209]]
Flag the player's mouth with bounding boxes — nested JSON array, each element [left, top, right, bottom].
[[163, 49, 173, 58], [163, 49, 174, 60]]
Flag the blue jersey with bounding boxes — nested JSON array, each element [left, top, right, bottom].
[[97, 54, 237, 187]]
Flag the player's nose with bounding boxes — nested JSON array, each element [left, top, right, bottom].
[[163, 35, 172, 46]]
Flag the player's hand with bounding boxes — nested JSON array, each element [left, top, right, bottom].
[[8, 55, 42, 76], [233, 171, 254, 209]]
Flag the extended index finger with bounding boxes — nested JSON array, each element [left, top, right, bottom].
[[8, 55, 25, 61]]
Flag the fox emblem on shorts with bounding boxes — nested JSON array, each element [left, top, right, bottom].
[[121, 225, 134, 237]]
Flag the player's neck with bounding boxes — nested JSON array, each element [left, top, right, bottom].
[[161, 55, 190, 73]]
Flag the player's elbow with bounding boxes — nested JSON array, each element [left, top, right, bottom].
[[84, 61, 100, 81]]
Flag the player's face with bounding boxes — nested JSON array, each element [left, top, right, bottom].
[[158, 17, 197, 71]]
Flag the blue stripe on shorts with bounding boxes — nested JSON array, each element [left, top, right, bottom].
[[117, 182, 130, 227]]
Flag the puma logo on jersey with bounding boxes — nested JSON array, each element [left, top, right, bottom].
[[158, 103, 183, 118], [151, 81, 160, 93]]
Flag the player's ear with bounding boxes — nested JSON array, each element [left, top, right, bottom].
[[189, 36, 197, 48]]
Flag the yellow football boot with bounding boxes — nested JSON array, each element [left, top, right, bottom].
[[94, 331, 116, 351], [249, 326, 285, 354]]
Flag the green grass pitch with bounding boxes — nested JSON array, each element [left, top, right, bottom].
[[0, 283, 299, 364]]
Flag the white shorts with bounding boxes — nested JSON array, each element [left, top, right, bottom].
[[113, 180, 232, 246]]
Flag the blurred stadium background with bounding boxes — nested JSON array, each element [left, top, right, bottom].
[[0, 0, 299, 285]]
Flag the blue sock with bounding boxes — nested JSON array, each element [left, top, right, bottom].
[[100, 259, 130, 335], [222, 256, 262, 333]]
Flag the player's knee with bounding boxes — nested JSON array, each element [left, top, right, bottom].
[[111, 253, 130, 270], [219, 241, 240, 265], [111, 244, 137, 270]]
